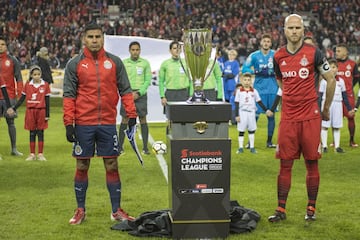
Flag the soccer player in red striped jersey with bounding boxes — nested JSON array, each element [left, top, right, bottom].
[[335, 43, 360, 147], [268, 14, 336, 222]]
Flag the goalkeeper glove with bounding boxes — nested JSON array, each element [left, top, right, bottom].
[[65, 125, 77, 142]]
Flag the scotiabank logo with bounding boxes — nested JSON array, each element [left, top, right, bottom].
[[180, 149, 222, 158], [180, 148, 223, 158], [181, 149, 189, 158]]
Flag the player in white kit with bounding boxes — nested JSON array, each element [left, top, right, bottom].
[[234, 73, 273, 153], [319, 59, 354, 153]]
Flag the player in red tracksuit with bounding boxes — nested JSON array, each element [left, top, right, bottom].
[[0, 36, 24, 156], [12, 65, 51, 161], [335, 43, 360, 147], [268, 14, 336, 223], [63, 23, 137, 225]]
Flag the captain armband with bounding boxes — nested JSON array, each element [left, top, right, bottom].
[[319, 61, 331, 75]]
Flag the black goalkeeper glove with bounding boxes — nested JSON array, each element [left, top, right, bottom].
[[65, 125, 77, 142], [128, 118, 136, 128]]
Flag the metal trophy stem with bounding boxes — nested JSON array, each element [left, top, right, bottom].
[[180, 29, 216, 103]]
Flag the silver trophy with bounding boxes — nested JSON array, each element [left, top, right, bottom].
[[180, 29, 217, 103]]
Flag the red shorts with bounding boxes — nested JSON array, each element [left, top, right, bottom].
[[276, 118, 322, 160], [25, 108, 48, 130]]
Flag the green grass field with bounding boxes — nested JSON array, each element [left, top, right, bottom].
[[0, 97, 359, 240]]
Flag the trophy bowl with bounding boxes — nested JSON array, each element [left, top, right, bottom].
[[180, 29, 216, 103]]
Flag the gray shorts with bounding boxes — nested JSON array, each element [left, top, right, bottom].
[[120, 94, 147, 118], [165, 88, 189, 101], [203, 89, 217, 101]]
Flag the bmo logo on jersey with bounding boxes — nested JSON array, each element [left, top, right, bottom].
[[281, 71, 297, 78], [281, 68, 309, 79], [337, 71, 351, 77]]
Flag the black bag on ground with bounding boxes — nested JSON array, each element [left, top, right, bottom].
[[111, 209, 172, 238], [229, 200, 261, 233], [111, 201, 260, 237]]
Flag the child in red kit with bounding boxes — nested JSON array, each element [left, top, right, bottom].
[[12, 65, 51, 161]]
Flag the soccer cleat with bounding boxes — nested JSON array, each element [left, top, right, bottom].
[[250, 148, 257, 154], [142, 149, 150, 155], [111, 208, 135, 222], [119, 150, 125, 155], [69, 208, 86, 225], [267, 142, 276, 148], [236, 148, 244, 154], [25, 153, 36, 161], [37, 153, 47, 161], [329, 143, 334, 147], [349, 142, 358, 148], [11, 149, 23, 156], [245, 142, 250, 149], [323, 147, 328, 153], [335, 147, 345, 153], [268, 209, 286, 222], [305, 206, 316, 221]]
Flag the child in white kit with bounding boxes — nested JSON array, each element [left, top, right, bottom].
[[319, 59, 354, 153], [234, 73, 272, 153]]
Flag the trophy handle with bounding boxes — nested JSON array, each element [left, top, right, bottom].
[[178, 42, 193, 87], [203, 47, 218, 81]]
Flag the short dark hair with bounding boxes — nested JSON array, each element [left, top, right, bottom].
[[129, 41, 140, 49], [242, 72, 252, 78], [336, 43, 348, 50], [84, 23, 103, 33], [261, 34, 272, 40], [169, 41, 179, 50]]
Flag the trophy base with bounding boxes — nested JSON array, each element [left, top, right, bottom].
[[186, 91, 210, 104]]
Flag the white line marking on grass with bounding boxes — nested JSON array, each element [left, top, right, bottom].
[[148, 134, 168, 183]]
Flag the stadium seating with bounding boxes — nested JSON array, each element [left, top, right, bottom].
[[1, 0, 359, 68]]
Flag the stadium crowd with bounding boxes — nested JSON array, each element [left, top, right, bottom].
[[1, 0, 360, 69]]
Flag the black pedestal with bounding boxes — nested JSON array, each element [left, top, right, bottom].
[[166, 102, 232, 239]]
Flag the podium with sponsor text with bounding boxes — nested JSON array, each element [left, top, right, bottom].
[[166, 101, 232, 239]]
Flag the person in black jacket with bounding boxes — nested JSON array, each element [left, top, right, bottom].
[[36, 47, 53, 84]]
